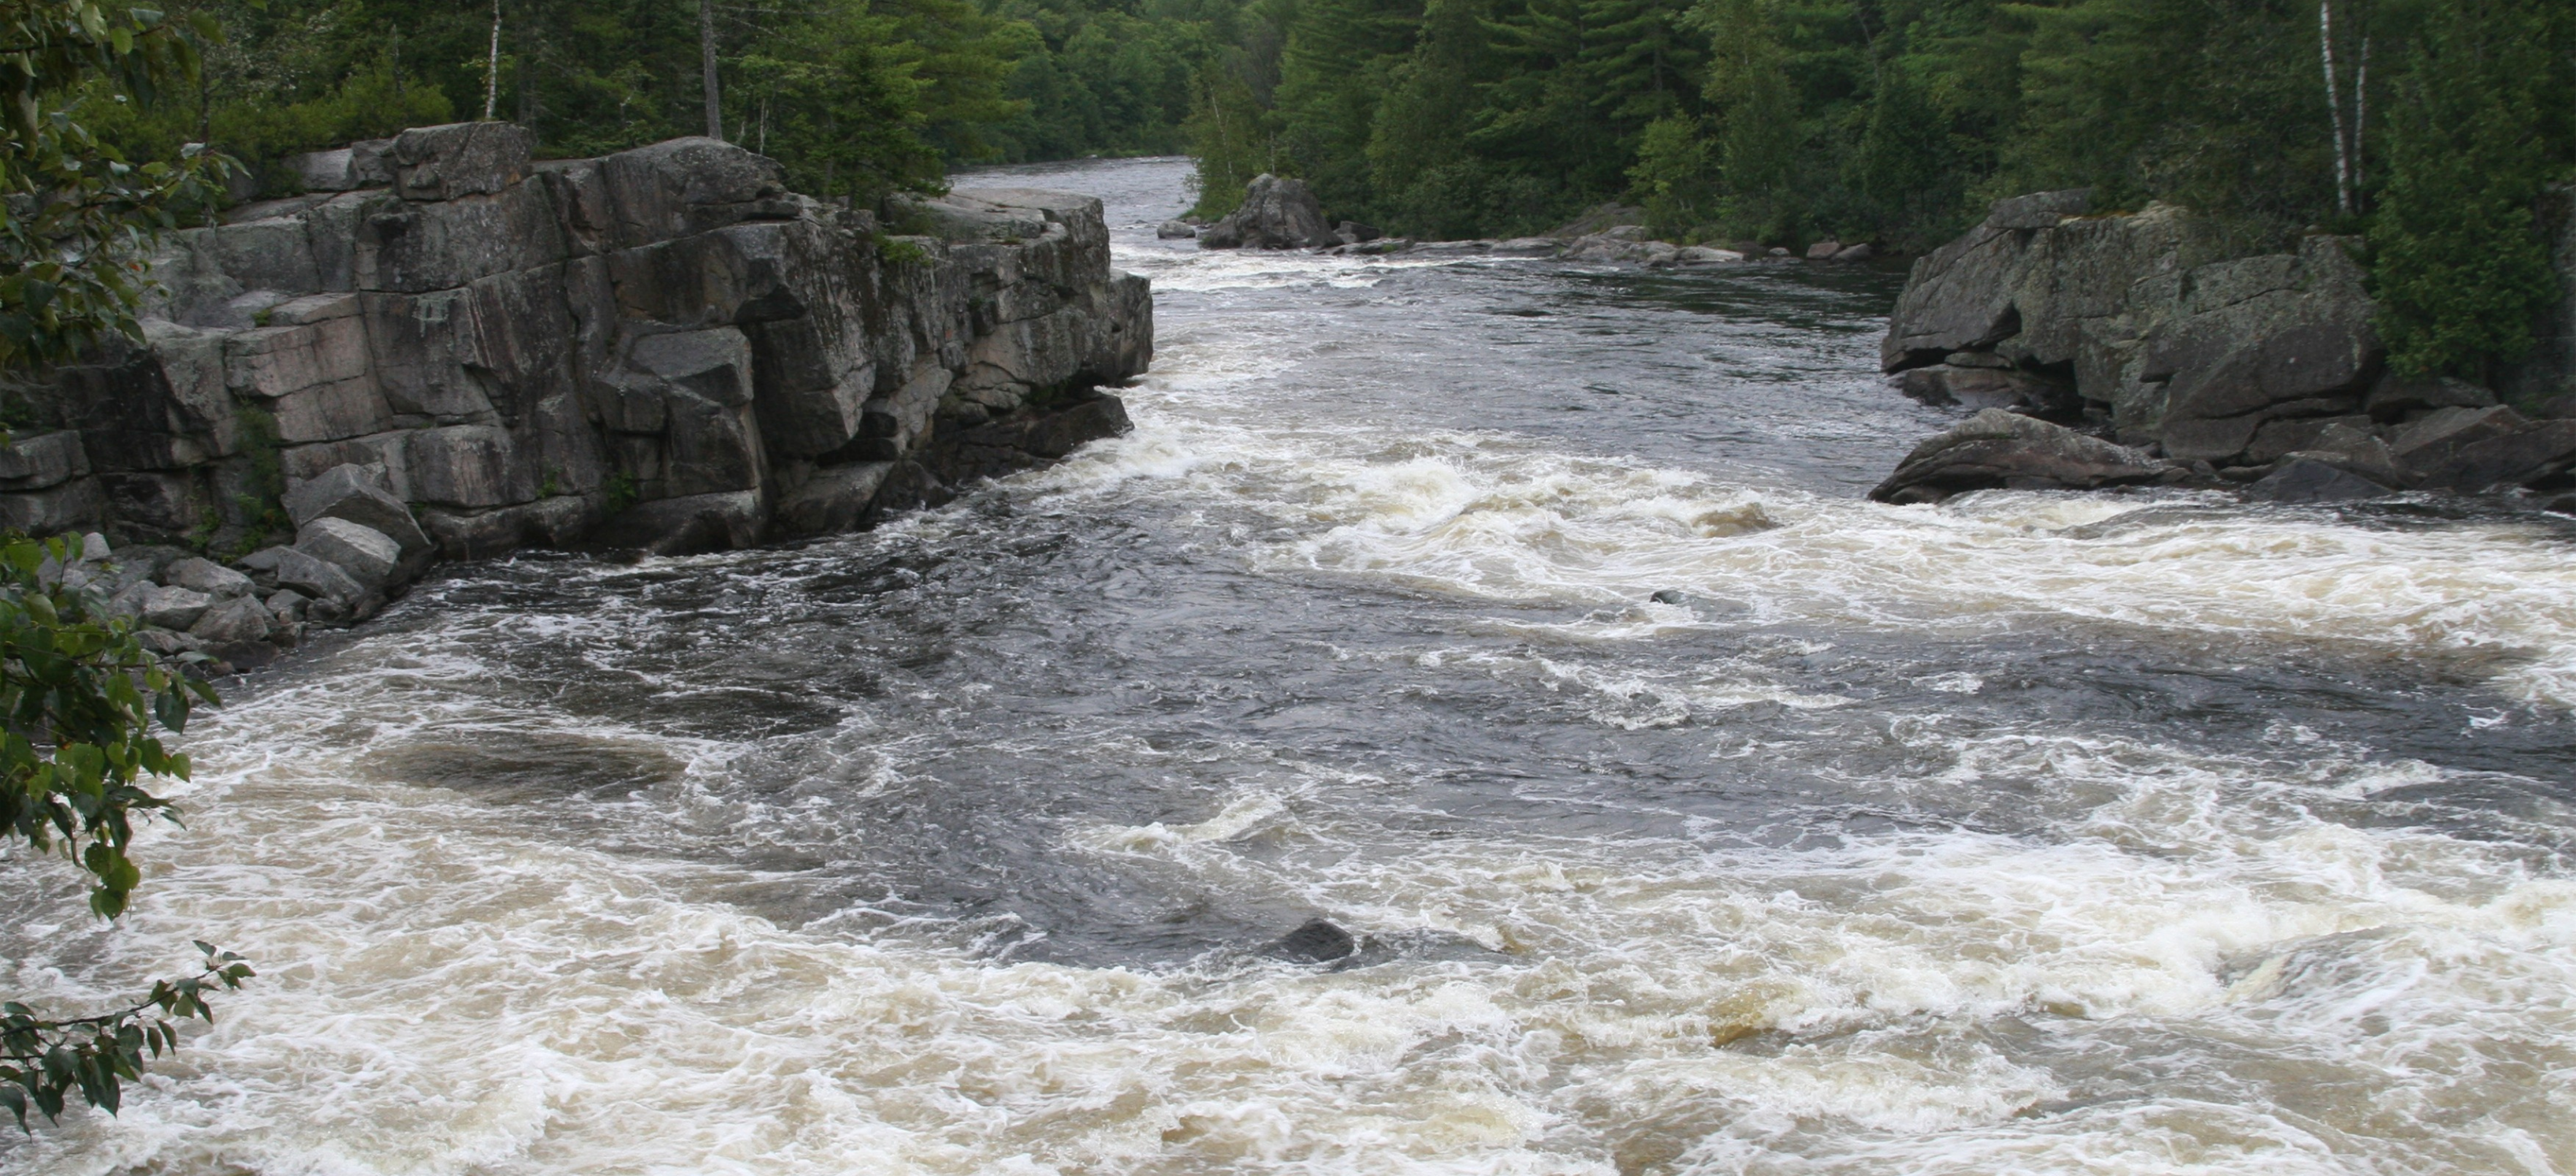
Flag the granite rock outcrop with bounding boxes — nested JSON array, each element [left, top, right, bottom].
[[1, 124, 1152, 579]]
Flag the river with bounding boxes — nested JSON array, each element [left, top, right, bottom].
[[8, 155, 2576, 1175]]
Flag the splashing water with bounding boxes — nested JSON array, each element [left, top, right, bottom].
[[6, 157, 2574, 1176]]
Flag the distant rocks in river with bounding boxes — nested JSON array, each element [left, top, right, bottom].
[[1872, 186, 2576, 506], [1198, 174, 1337, 249], [1157, 219, 1197, 239], [1265, 918, 1357, 964]]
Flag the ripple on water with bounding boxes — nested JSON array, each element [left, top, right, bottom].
[[4, 155, 2572, 1176]]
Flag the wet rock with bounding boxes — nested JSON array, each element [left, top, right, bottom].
[[1198, 174, 1335, 250], [1675, 246, 1744, 266], [1806, 240, 1842, 260], [2411, 419, 2576, 492], [1831, 242, 1875, 262], [1650, 589, 1689, 605], [296, 517, 400, 589], [2389, 406, 2528, 476], [1266, 918, 1357, 964], [1157, 220, 1197, 239], [2279, 422, 2409, 487], [1491, 238, 1562, 257], [1871, 409, 2172, 503], [266, 589, 311, 624], [592, 489, 766, 556], [164, 556, 255, 598], [2244, 458, 2394, 503]]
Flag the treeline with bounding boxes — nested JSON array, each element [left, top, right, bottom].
[[85, 0, 1223, 203], [1182, 0, 2575, 379]]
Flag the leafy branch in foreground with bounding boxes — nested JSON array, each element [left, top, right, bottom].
[[0, 532, 239, 1131]]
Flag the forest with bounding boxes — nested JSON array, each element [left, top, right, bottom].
[[58, 0, 2576, 381]]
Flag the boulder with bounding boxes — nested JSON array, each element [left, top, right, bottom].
[[1198, 174, 1335, 250], [1870, 408, 2173, 503], [2364, 373, 2497, 420], [284, 463, 434, 555], [591, 489, 765, 556], [133, 583, 213, 630], [163, 556, 255, 598], [283, 140, 394, 193], [1806, 241, 1842, 260], [2243, 415, 2375, 465], [1674, 246, 1744, 266], [296, 516, 401, 589], [2244, 458, 2394, 504], [1893, 365, 2080, 419], [1157, 220, 1197, 239], [1831, 242, 1875, 262], [390, 122, 532, 202], [1265, 918, 1357, 964], [1489, 238, 1562, 257], [0, 431, 90, 490], [188, 594, 274, 644], [774, 462, 894, 536], [2410, 419, 2576, 492], [2389, 406, 2528, 475], [268, 544, 367, 605], [2279, 422, 2409, 487]]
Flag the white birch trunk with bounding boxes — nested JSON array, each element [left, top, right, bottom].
[[483, 0, 502, 121], [2319, 0, 2351, 215]]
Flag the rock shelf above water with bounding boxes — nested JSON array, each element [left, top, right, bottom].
[[1, 122, 1153, 576]]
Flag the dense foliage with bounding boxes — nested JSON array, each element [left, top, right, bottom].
[[0, 0, 242, 1131], [1185, 0, 2575, 382]]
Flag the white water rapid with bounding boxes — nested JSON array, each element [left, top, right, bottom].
[[6, 157, 2574, 1176]]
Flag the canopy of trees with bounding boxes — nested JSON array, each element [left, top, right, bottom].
[[1187, 0, 2575, 382]]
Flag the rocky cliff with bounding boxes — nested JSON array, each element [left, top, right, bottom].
[[1875, 190, 2576, 505], [1, 123, 1151, 562]]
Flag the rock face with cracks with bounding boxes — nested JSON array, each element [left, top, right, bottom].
[[1877, 189, 2576, 506], [7, 122, 1153, 571]]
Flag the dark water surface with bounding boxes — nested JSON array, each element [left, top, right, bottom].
[[8, 157, 2575, 1176]]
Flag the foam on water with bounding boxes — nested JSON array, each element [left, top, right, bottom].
[[6, 156, 2573, 1175]]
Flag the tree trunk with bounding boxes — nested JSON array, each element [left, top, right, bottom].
[[2319, 0, 2350, 215], [484, 0, 502, 121], [2354, 37, 2369, 200], [700, 0, 723, 141]]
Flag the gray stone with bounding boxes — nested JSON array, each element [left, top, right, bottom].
[[0, 477, 110, 536], [595, 137, 796, 249], [1157, 220, 1197, 240], [1198, 174, 1335, 250], [1491, 238, 1563, 257], [1806, 241, 1842, 260], [0, 431, 90, 490], [2412, 419, 2576, 492], [266, 589, 311, 624], [296, 516, 401, 589], [1985, 188, 2092, 230], [187, 594, 273, 644], [79, 533, 109, 563], [2244, 415, 2375, 465], [406, 426, 532, 509], [1870, 409, 2173, 503], [271, 541, 368, 605], [134, 582, 213, 629], [1894, 365, 2079, 418], [592, 489, 765, 555], [2279, 423, 2409, 487], [284, 463, 433, 554], [163, 556, 255, 598], [283, 143, 393, 193], [2244, 458, 2394, 504], [391, 122, 532, 202], [628, 328, 753, 407], [2365, 373, 2497, 420], [2391, 405, 2529, 474], [1831, 242, 1875, 262], [774, 462, 893, 536]]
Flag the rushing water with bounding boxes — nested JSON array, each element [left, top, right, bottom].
[[9, 157, 2576, 1175]]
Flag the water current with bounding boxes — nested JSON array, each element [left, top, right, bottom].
[[9, 156, 2576, 1175]]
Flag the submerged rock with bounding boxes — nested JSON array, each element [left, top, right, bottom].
[[1266, 918, 1357, 964]]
